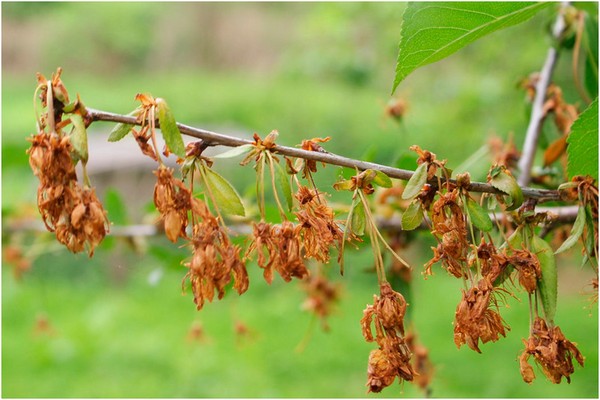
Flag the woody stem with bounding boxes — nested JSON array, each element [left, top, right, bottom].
[[87, 108, 564, 203]]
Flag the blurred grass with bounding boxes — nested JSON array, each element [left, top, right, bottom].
[[3, 2, 598, 398]]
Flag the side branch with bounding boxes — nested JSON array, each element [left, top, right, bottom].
[[517, 2, 569, 187], [87, 108, 562, 202]]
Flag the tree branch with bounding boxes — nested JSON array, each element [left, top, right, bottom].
[[87, 108, 563, 202], [517, 2, 569, 187]]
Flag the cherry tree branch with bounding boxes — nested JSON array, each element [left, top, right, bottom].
[[517, 2, 569, 187], [87, 108, 564, 202]]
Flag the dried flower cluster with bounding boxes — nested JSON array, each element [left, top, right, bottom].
[[453, 278, 509, 353], [246, 221, 308, 284], [295, 185, 344, 263], [519, 317, 584, 384], [28, 69, 108, 256], [361, 282, 414, 393], [152, 166, 249, 310], [425, 189, 468, 278]]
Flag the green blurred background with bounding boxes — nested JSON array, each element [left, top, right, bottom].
[[2, 2, 598, 398]]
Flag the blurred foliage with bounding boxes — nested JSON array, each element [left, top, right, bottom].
[[2, 2, 598, 398]]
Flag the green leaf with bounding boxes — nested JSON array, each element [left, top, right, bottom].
[[212, 144, 254, 159], [274, 161, 293, 212], [156, 98, 185, 158], [373, 170, 393, 188], [202, 166, 245, 217], [350, 199, 366, 236], [488, 166, 523, 211], [69, 113, 88, 164], [108, 108, 140, 142], [567, 97, 598, 180], [393, 2, 549, 92], [465, 196, 493, 232], [108, 122, 134, 142], [555, 206, 586, 254], [401, 201, 424, 231], [531, 235, 558, 323], [402, 162, 428, 200]]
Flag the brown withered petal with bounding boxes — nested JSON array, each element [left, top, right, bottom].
[[377, 282, 407, 336], [227, 245, 249, 295], [519, 350, 536, 384], [361, 303, 377, 343], [366, 349, 397, 393], [509, 249, 541, 294]]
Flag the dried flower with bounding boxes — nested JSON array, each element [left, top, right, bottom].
[[182, 207, 249, 310], [295, 185, 344, 263], [361, 283, 414, 393], [424, 190, 469, 278], [300, 136, 330, 177], [28, 131, 109, 255], [453, 278, 509, 353], [246, 221, 309, 284], [153, 166, 192, 242], [301, 273, 341, 331], [519, 317, 584, 384]]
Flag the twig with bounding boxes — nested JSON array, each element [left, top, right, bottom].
[[6, 206, 578, 238], [377, 205, 579, 234], [518, 2, 569, 187], [87, 108, 563, 202]]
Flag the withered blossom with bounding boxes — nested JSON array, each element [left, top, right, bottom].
[[424, 190, 469, 278], [300, 136, 330, 178], [182, 219, 249, 311], [301, 273, 341, 331], [153, 166, 193, 242], [361, 283, 414, 393], [405, 331, 434, 394], [453, 278, 509, 353], [409, 145, 447, 180], [519, 317, 584, 384], [295, 185, 344, 263], [28, 131, 108, 256], [246, 221, 309, 284]]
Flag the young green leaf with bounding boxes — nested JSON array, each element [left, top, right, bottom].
[[350, 199, 366, 236], [202, 166, 245, 217], [274, 161, 293, 212], [393, 2, 549, 92], [401, 201, 424, 231], [156, 98, 185, 158], [108, 122, 134, 142], [402, 162, 428, 200], [69, 113, 89, 164], [465, 196, 493, 232], [531, 235, 558, 324], [555, 206, 586, 254], [108, 108, 141, 142], [212, 144, 254, 159], [488, 166, 523, 211], [567, 97, 598, 181], [373, 170, 393, 188]]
